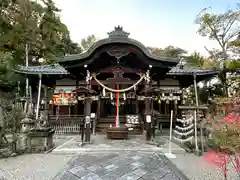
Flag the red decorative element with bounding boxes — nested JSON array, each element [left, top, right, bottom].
[[52, 93, 75, 105], [204, 150, 229, 168], [115, 84, 119, 128], [129, 47, 136, 52], [234, 156, 240, 172], [223, 113, 240, 124]]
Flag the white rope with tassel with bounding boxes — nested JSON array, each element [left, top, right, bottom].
[[173, 136, 193, 143], [175, 124, 194, 131], [173, 129, 194, 136], [92, 73, 145, 93], [176, 116, 193, 124]]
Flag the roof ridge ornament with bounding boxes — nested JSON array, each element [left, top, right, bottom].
[[107, 26, 130, 38]]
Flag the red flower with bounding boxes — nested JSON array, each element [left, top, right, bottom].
[[223, 113, 239, 124], [204, 150, 229, 168], [234, 156, 240, 172]]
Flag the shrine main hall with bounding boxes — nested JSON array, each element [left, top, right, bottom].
[[15, 26, 217, 135]]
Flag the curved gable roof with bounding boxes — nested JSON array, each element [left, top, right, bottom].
[[58, 26, 179, 64]]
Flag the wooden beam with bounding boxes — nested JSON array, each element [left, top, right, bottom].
[[99, 66, 143, 74], [78, 80, 152, 85]]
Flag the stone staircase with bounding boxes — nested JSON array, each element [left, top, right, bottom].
[[96, 116, 126, 132]]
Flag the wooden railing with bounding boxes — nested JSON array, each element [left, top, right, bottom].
[[49, 115, 85, 134]]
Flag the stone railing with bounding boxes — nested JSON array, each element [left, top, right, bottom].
[[49, 115, 84, 134]]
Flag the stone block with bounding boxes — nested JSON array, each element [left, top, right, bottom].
[[27, 128, 55, 153]]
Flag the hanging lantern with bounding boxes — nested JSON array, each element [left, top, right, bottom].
[[177, 96, 181, 101], [166, 100, 169, 104], [174, 100, 178, 104], [41, 99, 45, 104], [158, 97, 161, 104], [123, 93, 126, 100], [49, 100, 53, 104], [103, 88, 106, 97]]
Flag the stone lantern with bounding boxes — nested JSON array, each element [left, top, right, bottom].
[[18, 114, 35, 152], [21, 115, 35, 133]]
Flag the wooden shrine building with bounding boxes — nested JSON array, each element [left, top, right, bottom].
[[15, 26, 218, 134]]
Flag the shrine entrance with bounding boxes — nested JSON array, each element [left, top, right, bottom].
[[100, 98, 137, 117]]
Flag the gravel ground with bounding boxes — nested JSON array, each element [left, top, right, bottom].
[[169, 152, 239, 180], [0, 135, 76, 180], [0, 153, 76, 180], [154, 134, 240, 180]]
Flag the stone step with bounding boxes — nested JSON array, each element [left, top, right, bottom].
[[96, 123, 127, 132], [96, 124, 142, 135], [98, 116, 126, 123], [98, 119, 126, 123]]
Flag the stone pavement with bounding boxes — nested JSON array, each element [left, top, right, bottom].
[[51, 135, 188, 180], [53, 151, 189, 180], [53, 135, 167, 153]]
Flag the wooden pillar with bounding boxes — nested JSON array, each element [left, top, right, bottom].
[[35, 74, 42, 120], [84, 70, 92, 142], [97, 95, 101, 119], [43, 86, 48, 110], [144, 74, 152, 141], [135, 95, 139, 114], [193, 73, 200, 153], [75, 80, 79, 115], [144, 88, 151, 114], [43, 86, 49, 126]]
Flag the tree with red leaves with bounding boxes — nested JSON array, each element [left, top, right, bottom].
[[204, 97, 240, 179]]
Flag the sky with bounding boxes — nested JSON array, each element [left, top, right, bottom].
[[54, 0, 238, 56]]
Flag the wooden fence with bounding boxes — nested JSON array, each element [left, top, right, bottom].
[[49, 115, 85, 134]]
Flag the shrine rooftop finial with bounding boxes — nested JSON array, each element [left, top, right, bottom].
[[107, 26, 130, 38]]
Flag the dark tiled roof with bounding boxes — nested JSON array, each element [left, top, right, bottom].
[[167, 65, 218, 76], [58, 26, 180, 64], [14, 64, 69, 75], [14, 64, 218, 76]]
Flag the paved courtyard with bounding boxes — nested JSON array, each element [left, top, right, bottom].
[[53, 151, 188, 180], [51, 135, 188, 180], [52, 135, 167, 153], [2, 134, 238, 180]]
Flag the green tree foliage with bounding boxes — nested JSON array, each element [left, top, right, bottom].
[[186, 52, 210, 68], [229, 33, 240, 56], [80, 35, 97, 51], [148, 46, 187, 57], [195, 5, 240, 96], [0, 0, 81, 65], [0, 0, 81, 92], [0, 52, 22, 92], [195, 5, 239, 60]]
